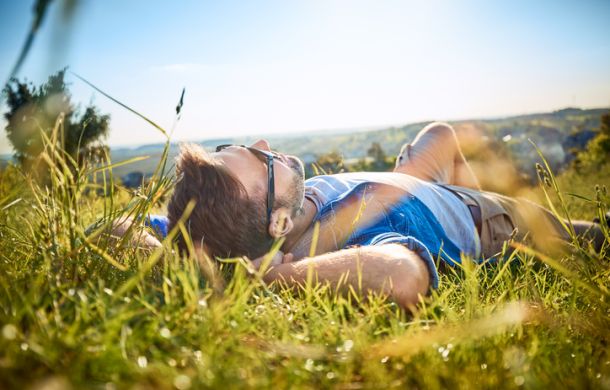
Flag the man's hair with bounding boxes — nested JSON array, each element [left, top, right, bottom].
[[167, 144, 273, 259]]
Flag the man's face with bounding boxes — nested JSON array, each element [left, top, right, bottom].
[[214, 140, 306, 217]]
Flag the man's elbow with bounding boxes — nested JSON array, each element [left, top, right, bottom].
[[386, 246, 431, 310], [392, 283, 427, 311]]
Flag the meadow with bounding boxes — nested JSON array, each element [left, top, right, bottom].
[[0, 113, 609, 390]]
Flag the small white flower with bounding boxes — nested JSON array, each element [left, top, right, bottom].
[[160, 327, 171, 338], [173, 374, 191, 390], [137, 356, 148, 368], [2, 324, 17, 340], [343, 340, 354, 352]]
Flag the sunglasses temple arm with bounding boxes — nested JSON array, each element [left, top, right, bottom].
[[267, 159, 274, 224]]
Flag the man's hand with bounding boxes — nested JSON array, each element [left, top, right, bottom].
[[250, 250, 295, 270], [88, 217, 162, 250]]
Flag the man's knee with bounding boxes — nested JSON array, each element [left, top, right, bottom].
[[411, 122, 461, 162], [420, 122, 458, 142]]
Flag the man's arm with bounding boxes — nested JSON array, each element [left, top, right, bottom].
[[262, 244, 431, 310]]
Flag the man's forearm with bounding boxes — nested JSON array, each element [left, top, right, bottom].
[[263, 244, 430, 310]]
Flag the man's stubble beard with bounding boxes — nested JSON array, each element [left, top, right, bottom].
[[285, 155, 306, 217]]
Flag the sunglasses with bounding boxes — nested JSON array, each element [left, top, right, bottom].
[[215, 144, 275, 226]]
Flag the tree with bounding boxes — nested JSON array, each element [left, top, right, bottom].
[[572, 112, 610, 171], [367, 142, 391, 171], [315, 150, 345, 175], [589, 113, 610, 162], [3, 69, 110, 168]]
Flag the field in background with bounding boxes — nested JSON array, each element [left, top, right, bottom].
[[105, 108, 607, 184]]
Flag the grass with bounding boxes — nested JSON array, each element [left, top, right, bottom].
[[0, 107, 609, 389]]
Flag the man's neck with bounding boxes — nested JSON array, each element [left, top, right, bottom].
[[282, 197, 317, 253]]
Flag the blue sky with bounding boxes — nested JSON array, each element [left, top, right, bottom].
[[1, 0, 609, 154]]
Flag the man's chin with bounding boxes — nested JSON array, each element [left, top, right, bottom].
[[287, 155, 305, 179], [285, 155, 306, 214]]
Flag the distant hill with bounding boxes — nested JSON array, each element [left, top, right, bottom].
[[2, 107, 607, 183], [107, 107, 608, 180]]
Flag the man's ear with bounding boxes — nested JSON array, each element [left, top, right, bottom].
[[268, 207, 294, 238]]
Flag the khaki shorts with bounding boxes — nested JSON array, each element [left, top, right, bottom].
[[441, 185, 570, 258]]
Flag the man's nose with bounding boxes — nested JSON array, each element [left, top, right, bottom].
[[251, 139, 271, 151]]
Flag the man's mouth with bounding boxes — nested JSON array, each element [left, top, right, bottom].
[[286, 155, 305, 179], [272, 151, 291, 166], [270, 149, 304, 178], [278, 154, 289, 165]]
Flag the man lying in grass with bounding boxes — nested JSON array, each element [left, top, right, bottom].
[[119, 122, 605, 310]]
